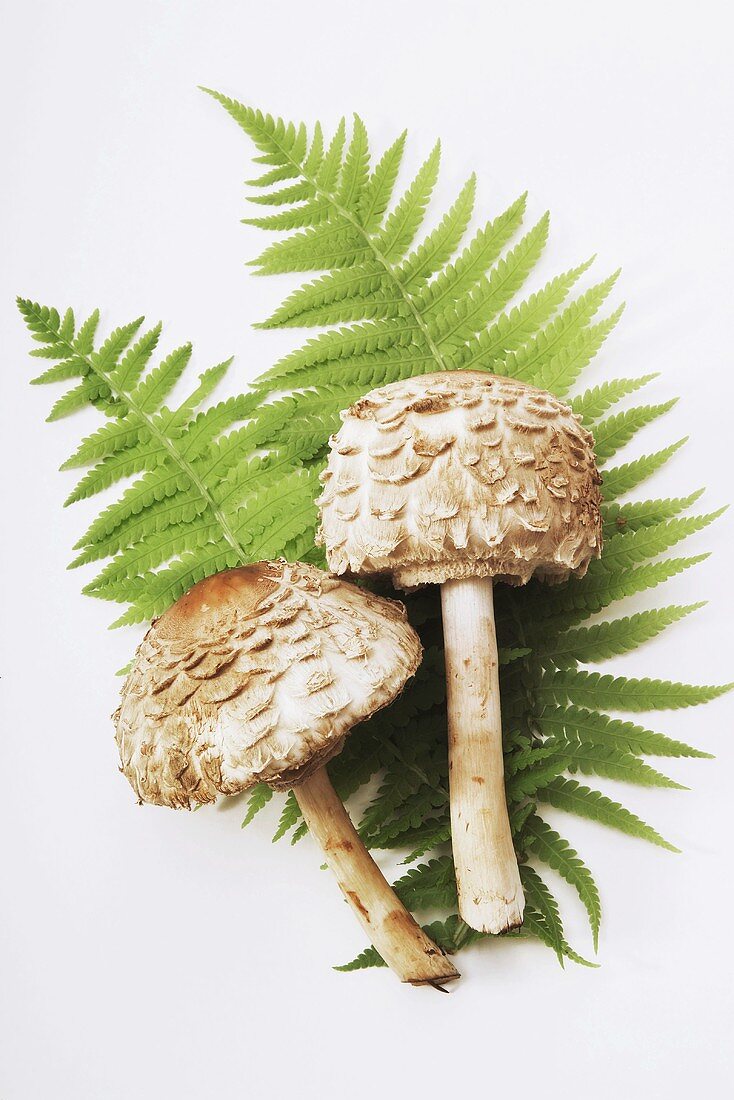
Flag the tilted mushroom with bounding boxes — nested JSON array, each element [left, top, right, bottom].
[[114, 559, 459, 987], [317, 371, 603, 934]]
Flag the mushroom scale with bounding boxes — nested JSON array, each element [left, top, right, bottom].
[[316, 370, 603, 589], [115, 560, 422, 808]]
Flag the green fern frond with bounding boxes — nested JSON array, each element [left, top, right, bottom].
[[397, 174, 476, 290], [17, 297, 320, 627], [535, 604, 705, 666], [520, 865, 566, 963], [242, 783, 273, 828], [522, 912, 597, 967], [538, 778, 679, 852], [530, 305, 625, 396], [522, 815, 601, 949], [376, 142, 442, 261], [502, 270, 621, 385], [334, 946, 388, 973], [401, 818, 452, 864], [392, 855, 458, 911], [601, 438, 688, 499], [547, 740, 686, 790], [273, 791, 302, 842], [601, 490, 705, 538], [570, 373, 658, 421], [538, 705, 710, 759], [507, 752, 571, 800], [452, 259, 597, 374], [525, 553, 710, 632], [417, 194, 528, 316], [537, 670, 733, 713], [594, 400, 679, 463]]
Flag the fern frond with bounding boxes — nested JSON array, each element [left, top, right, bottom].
[[506, 752, 571, 800], [525, 553, 710, 631], [401, 818, 452, 864], [520, 866, 566, 963], [530, 305, 625, 396], [594, 400, 678, 463], [429, 215, 550, 350], [598, 508, 726, 572], [537, 670, 733, 713], [601, 490, 705, 538], [538, 778, 678, 851], [17, 298, 303, 625], [397, 175, 476, 290], [334, 945, 387, 973], [242, 783, 273, 828], [571, 373, 658, 421], [257, 265, 392, 328], [273, 791, 302, 842], [416, 194, 528, 316], [452, 259, 595, 372], [601, 438, 688, 499], [535, 604, 705, 666], [522, 911, 597, 967], [523, 815, 601, 949], [538, 705, 710, 759], [547, 740, 686, 789], [358, 131, 406, 232], [60, 416, 145, 470], [392, 856, 458, 911], [255, 317, 417, 388], [376, 142, 442, 260], [502, 270, 621, 385]]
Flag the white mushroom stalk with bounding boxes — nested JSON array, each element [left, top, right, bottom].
[[114, 560, 459, 987], [317, 371, 603, 934]]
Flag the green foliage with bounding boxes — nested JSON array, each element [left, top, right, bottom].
[[538, 778, 680, 852], [522, 814, 602, 950], [241, 783, 273, 828], [533, 604, 705, 667], [18, 299, 320, 627], [21, 96, 730, 974], [537, 670, 733, 712]]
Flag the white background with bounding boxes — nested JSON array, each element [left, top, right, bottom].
[[2, 2, 733, 1097]]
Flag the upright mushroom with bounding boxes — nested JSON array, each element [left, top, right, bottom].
[[317, 371, 603, 934], [115, 559, 459, 987]]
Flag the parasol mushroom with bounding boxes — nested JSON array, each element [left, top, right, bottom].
[[114, 559, 459, 987], [317, 371, 603, 934]]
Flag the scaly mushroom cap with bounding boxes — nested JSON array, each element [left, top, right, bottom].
[[114, 561, 422, 808], [317, 371, 603, 589]]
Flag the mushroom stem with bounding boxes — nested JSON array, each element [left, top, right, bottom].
[[441, 576, 525, 934], [294, 767, 460, 987]]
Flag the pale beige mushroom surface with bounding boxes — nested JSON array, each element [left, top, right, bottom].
[[317, 370, 603, 590], [115, 560, 422, 808]]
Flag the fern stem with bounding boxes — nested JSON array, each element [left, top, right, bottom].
[[26, 302, 249, 562]]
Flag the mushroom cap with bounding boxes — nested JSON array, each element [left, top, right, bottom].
[[114, 560, 422, 808], [317, 371, 603, 589]]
